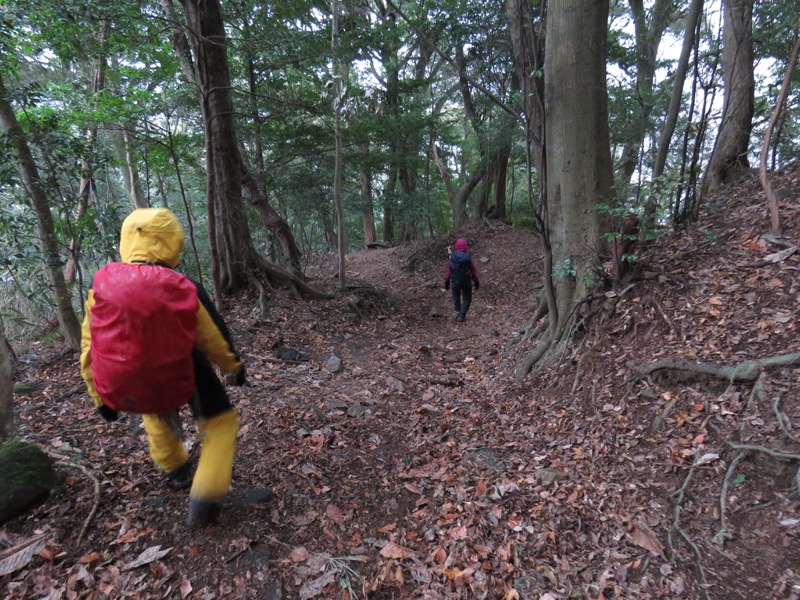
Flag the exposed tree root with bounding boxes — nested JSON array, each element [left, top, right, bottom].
[[668, 466, 712, 600], [45, 450, 100, 546], [720, 451, 747, 534], [249, 252, 334, 300], [636, 352, 800, 382], [774, 394, 797, 442]]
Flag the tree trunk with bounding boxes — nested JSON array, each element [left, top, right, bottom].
[[240, 161, 304, 276], [65, 21, 109, 283], [332, 0, 346, 290], [706, 0, 755, 190], [760, 35, 800, 237], [0, 72, 82, 351], [359, 141, 378, 247], [506, 0, 545, 174], [0, 318, 13, 444], [654, 0, 704, 180], [180, 0, 253, 296], [617, 0, 675, 186], [545, 0, 613, 342]]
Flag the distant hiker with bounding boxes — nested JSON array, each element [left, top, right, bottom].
[[444, 238, 480, 322], [79, 208, 246, 528]]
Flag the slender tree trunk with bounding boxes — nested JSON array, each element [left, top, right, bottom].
[[654, 0, 704, 179], [618, 0, 674, 186], [0, 72, 82, 351], [65, 21, 109, 282], [0, 317, 13, 444], [240, 161, 304, 276], [760, 35, 800, 237], [706, 0, 755, 190], [359, 141, 377, 246], [506, 0, 545, 173], [332, 0, 346, 290]]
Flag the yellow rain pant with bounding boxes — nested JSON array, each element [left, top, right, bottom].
[[190, 409, 239, 502], [141, 413, 189, 473]]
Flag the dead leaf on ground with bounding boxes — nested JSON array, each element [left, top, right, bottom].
[[380, 541, 415, 559], [121, 545, 172, 571], [0, 534, 47, 577], [628, 520, 665, 557]]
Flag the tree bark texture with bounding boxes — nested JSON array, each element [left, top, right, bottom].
[[0, 72, 82, 351], [359, 141, 378, 247], [0, 318, 13, 444], [544, 0, 614, 339], [180, 0, 253, 294], [706, 0, 755, 190], [506, 0, 545, 174]]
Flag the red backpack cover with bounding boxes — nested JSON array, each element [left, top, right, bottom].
[[89, 263, 198, 414]]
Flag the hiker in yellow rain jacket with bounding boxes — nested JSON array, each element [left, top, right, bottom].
[[79, 208, 245, 527]]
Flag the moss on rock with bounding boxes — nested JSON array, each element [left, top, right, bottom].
[[0, 439, 57, 524]]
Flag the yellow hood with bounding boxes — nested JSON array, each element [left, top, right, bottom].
[[119, 208, 185, 268]]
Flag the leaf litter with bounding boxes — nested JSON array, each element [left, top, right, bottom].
[[3, 166, 800, 598]]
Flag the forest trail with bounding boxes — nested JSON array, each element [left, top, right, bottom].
[[4, 166, 800, 599]]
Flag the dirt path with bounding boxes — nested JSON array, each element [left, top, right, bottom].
[[4, 205, 800, 599]]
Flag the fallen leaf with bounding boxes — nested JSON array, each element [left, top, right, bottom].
[[377, 522, 397, 533], [180, 578, 193, 599], [325, 503, 344, 525], [121, 545, 172, 571], [79, 551, 101, 564], [380, 541, 415, 559], [0, 534, 47, 577], [290, 547, 309, 562], [708, 297, 724, 306], [299, 569, 337, 600], [627, 521, 664, 557]]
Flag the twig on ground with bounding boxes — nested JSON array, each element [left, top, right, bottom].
[[720, 451, 747, 532], [773, 395, 797, 442], [668, 466, 712, 600], [641, 295, 673, 333], [44, 450, 101, 545]]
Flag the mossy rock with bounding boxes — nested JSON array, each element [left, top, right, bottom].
[[0, 440, 58, 524]]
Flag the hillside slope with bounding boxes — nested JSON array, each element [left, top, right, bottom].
[[3, 167, 800, 599]]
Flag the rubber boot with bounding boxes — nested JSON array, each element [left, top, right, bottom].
[[188, 409, 238, 527]]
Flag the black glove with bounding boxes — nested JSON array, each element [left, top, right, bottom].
[[474, 279, 480, 291], [98, 404, 119, 422], [444, 279, 450, 290], [234, 366, 247, 386]]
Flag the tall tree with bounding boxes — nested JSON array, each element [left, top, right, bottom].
[[178, 0, 252, 298], [517, 0, 614, 378], [706, 0, 755, 190], [618, 0, 676, 185], [0, 71, 82, 351]]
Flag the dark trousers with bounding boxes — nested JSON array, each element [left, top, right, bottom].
[[451, 282, 472, 319], [191, 350, 232, 419]]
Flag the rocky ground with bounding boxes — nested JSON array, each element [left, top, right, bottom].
[[2, 166, 800, 599]]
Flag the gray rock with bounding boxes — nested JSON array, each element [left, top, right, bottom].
[[429, 307, 443, 318], [347, 405, 370, 418], [325, 355, 342, 373], [386, 376, 405, 392], [535, 468, 568, 485], [324, 398, 349, 411]]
